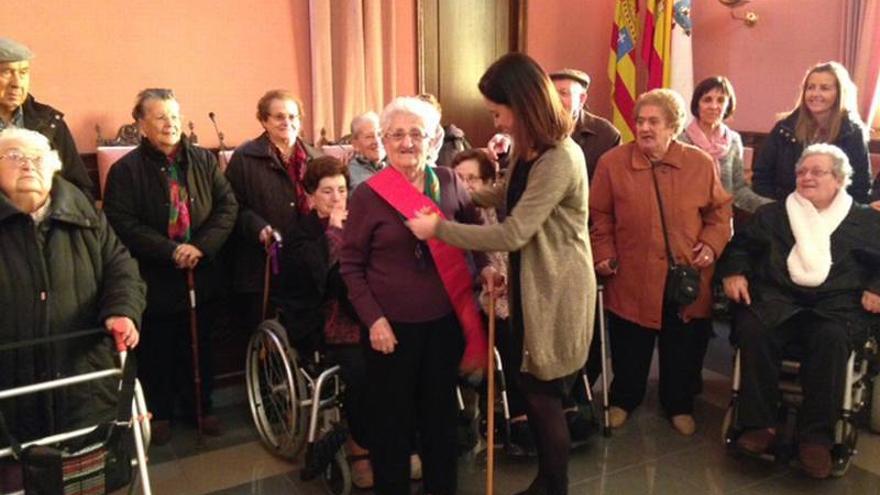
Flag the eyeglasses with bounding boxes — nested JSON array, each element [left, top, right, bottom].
[[269, 113, 301, 122], [384, 130, 429, 143], [795, 168, 834, 178], [0, 150, 42, 168], [457, 174, 485, 185]]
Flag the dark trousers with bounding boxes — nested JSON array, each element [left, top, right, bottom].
[[325, 345, 370, 449], [608, 311, 711, 416], [736, 309, 850, 446], [138, 301, 218, 422], [365, 313, 464, 495]]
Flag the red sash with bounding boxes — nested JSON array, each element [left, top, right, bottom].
[[367, 167, 487, 370]]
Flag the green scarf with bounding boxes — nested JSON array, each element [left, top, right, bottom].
[[423, 166, 441, 206]]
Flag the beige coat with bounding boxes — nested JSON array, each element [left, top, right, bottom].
[[436, 138, 595, 380]]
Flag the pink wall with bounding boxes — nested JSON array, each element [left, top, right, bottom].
[[526, 0, 616, 120], [1, 0, 417, 152], [526, 0, 845, 133]]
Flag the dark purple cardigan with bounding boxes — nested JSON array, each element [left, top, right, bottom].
[[341, 166, 486, 328]]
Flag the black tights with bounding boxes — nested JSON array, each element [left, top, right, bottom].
[[523, 390, 569, 495]]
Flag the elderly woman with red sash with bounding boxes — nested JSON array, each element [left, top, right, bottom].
[[340, 96, 488, 495]]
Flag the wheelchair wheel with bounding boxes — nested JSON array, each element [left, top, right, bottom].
[[321, 449, 352, 495], [872, 374, 880, 433], [246, 319, 308, 459]]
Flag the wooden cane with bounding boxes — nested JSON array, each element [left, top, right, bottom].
[[186, 269, 204, 442], [486, 281, 496, 495], [261, 237, 272, 321]]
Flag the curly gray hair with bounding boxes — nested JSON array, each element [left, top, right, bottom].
[[795, 143, 853, 188]]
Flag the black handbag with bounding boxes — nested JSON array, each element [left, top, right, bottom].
[[0, 355, 137, 495], [650, 164, 701, 308]]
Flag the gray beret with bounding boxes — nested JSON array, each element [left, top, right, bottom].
[[549, 68, 591, 88], [0, 38, 34, 63]]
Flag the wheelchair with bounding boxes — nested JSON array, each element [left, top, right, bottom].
[[245, 318, 351, 495], [473, 285, 611, 456], [722, 322, 880, 477]]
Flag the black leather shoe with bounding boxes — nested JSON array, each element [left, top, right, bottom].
[[506, 421, 537, 457], [151, 420, 172, 446], [567, 409, 597, 443]]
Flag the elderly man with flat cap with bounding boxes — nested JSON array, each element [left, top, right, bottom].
[[0, 37, 92, 195], [550, 68, 621, 179], [547, 68, 621, 445]]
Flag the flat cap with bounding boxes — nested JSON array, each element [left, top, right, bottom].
[[549, 68, 591, 88], [0, 38, 34, 63]]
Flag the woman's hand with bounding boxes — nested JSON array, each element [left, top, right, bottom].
[[722, 275, 751, 305], [692, 242, 715, 269], [369, 317, 398, 354], [486, 133, 511, 161], [481, 266, 507, 298], [105, 316, 140, 349], [862, 290, 880, 313], [407, 208, 440, 240], [329, 206, 348, 229], [870, 201, 880, 212], [173, 243, 204, 269], [258, 225, 276, 245], [595, 258, 618, 277]]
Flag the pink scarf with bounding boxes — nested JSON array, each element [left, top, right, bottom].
[[684, 120, 731, 174]]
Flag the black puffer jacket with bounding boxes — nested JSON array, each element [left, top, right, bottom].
[[22, 95, 94, 197], [103, 136, 238, 317], [0, 177, 145, 445], [752, 111, 871, 203], [225, 133, 322, 293]]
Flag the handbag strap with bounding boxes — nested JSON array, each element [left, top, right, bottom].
[[649, 163, 676, 268]]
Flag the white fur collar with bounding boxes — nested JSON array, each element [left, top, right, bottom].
[[785, 190, 852, 287]]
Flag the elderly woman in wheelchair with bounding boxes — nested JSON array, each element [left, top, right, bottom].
[[716, 143, 880, 479], [246, 156, 373, 491]]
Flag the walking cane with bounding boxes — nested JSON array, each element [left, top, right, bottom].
[[486, 280, 496, 495], [186, 269, 204, 441], [261, 231, 282, 321], [597, 284, 611, 437]]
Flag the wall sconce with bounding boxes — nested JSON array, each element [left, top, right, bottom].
[[718, 0, 759, 27]]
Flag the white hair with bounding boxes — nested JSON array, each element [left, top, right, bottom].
[[796, 143, 853, 188], [0, 128, 63, 177], [350, 111, 380, 137], [379, 97, 441, 137]]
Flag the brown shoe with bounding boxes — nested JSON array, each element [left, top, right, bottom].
[[608, 407, 628, 428], [671, 415, 696, 436], [200, 415, 224, 437], [799, 442, 832, 479], [736, 428, 776, 455], [151, 420, 172, 446]]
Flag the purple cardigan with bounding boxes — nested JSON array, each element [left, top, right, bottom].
[[341, 166, 486, 328]]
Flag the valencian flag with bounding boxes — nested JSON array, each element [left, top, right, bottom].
[[642, 0, 694, 101], [607, 0, 639, 143]]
